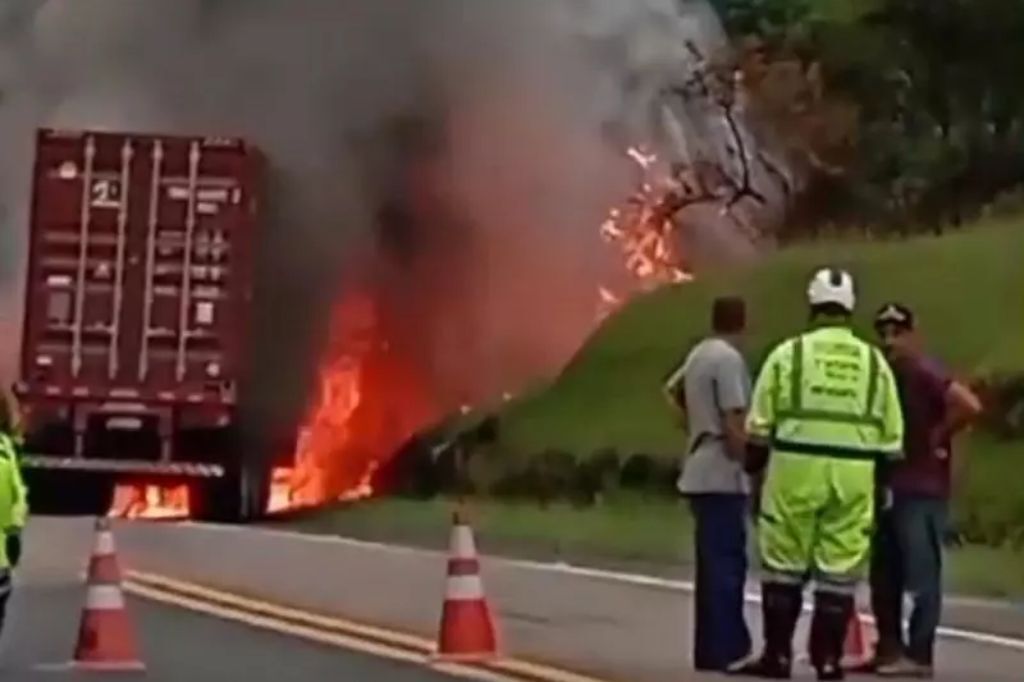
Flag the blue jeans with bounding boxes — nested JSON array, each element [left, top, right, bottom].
[[689, 494, 752, 670], [869, 494, 948, 665]]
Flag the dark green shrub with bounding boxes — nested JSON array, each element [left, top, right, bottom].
[[528, 449, 577, 504], [620, 453, 658, 490], [950, 432, 1024, 547], [571, 448, 621, 506]]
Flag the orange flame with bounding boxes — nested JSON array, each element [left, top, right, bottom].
[[598, 145, 694, 315], [268, 290, 437, 514], [108, 483, 190, 520]]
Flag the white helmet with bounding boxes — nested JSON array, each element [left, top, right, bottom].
[[807, 267, 855, 312]]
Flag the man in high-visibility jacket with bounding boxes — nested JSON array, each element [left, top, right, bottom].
[[0, 395, 28, 639], [732, 268, 904, 681]]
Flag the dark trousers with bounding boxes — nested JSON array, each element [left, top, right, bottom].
[[0, 569, 9, 637], [690, 494, 752, 670], [870, 494, 948, 665]]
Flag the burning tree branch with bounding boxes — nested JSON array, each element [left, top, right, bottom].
[[598, 40, 795, 316]]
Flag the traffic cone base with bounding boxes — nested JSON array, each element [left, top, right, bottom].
[[797, 610, 872, 669], [434, 511, 500, 662], [73, 661, 146, 672], [841, 611, 871, 668], [437, 599, 498, 661]]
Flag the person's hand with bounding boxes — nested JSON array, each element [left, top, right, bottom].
[[881, 487, 894, 511], [929, 427, 950, 460], [6, 532, 21, 568]]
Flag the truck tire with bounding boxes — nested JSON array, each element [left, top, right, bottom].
[[193, 470, 241, 523], [192, 461, 268, 523]]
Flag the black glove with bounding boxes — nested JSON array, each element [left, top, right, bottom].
[[6, 533, 20, 568]]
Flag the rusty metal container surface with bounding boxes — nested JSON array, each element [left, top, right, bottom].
[[14, 128, 263, 484]]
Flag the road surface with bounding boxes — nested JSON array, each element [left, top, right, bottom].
[[1, 521, 464, 681], [13, 517, 1024, 681]]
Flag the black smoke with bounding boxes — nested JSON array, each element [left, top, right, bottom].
[[0, 0, 779, 448]]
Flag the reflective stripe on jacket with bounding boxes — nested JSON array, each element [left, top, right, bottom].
[[746, 326, 904, 459], [0, 433, 28, 532]]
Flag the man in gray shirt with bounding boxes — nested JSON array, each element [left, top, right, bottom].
[[664, 296, 752, 672]]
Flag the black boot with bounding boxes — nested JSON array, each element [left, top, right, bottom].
[[809, 591, 855, 681], [730, 582, 802, 679]]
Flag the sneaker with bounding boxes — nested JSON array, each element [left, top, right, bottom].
[[876, 657, 934, 678], [724, 652, 757, 673], [727, 655, 792, 679]]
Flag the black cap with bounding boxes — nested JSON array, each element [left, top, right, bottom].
[[874, 302, 914, 330]]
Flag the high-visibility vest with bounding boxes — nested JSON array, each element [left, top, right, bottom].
[[747, 326, 904, 460], [0, 433, 28, 533]]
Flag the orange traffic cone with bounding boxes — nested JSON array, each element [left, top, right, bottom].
[[72, 518, 145, 671], [841, 610, 871, 669], [434, 509, 499, 662]]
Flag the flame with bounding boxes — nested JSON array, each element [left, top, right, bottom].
[[597, 145, 695, 315], [268, 290, 437, 514], [266, 466, 293, 514], [109, 483, 190, 520]]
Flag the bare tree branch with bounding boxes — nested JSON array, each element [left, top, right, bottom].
[[654, 40, 778, 222]]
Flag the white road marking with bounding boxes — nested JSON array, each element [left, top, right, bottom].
[[171, 521, 1024, 653]]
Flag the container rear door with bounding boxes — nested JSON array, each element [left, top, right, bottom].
[[139, 135, 254, 403], [23, 130, 257, 404]]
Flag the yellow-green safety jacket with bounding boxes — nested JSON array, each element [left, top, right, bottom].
[[747, 326, 904, 459], [0, 432, 28, 569]]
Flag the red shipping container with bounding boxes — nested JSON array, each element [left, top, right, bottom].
[[13, 128, 266, 519]]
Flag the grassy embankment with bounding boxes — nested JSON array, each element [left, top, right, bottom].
[[280, 219, 1024, 597], [279, 493, 1024, 598]]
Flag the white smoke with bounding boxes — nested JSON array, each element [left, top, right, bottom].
[[0, 0, 781, 431]]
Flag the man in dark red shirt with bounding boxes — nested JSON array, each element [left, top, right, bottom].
[[864, 303, 982, 677]]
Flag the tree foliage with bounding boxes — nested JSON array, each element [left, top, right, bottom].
[[714, 0, 1024, 234]]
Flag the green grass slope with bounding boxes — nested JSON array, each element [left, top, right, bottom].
[[499, 219, 1024, 458]]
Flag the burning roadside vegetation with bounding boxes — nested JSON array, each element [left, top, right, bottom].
[[262, 45, 792, 516]]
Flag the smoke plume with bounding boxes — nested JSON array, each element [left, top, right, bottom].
[[0, 0, 776, 443]]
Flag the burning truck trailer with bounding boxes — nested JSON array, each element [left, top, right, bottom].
[[13, 127, 278, 522]]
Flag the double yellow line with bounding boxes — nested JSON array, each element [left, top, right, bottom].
[[124, 571, 611, 682]]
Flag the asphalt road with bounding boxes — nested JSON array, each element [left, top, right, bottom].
[[112, 517, 1024, 682], [0, 521, 461, 681], [14, 517, 1024, 682]]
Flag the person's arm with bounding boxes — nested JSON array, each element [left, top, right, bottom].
[[10, 456, 27, 532], [721, 410, 747, 461], [875, 349, 905, 461], [3, 439, 27, 569], [715, 352, 751, 462], [744, 344, 784, 473], [662, 357, 689, 430], [932, 378, 982, 452]]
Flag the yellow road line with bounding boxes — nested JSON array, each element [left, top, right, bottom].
[[123, 571, 613, 682], [127, 570, 431, 653], [124, 579, 518, 682]]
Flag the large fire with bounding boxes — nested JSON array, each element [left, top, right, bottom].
[[266, 144, 697, 513], [267, 291, 437, 513]]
